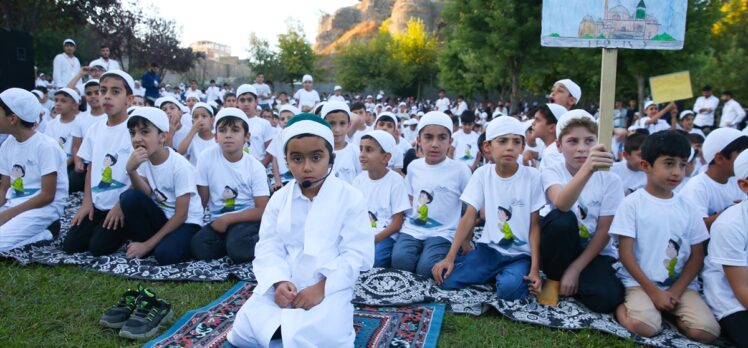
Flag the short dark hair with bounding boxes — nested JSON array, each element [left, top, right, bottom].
[[150, 62, 159, 68], [256, 72, 264, 76], [210, 79, 215, 83], [450, 115, 459, 125], [350, 101, 365, 112], [100, 44, 109, 49], [713, 136, 748, 164], [623, 133, 648, 153], [126, 116, 163, 133], [531, 104, 558, 125], [703, 85, 712, 92], [223, 92, 236, 99], [722, 90, 733, 97], [216, 116, 249, 134], [460, 111, 475, 125], [687, 133, 705, 145], [34, 86, 48, 94], [640, 131, 691, 166], [477, 131, 487, 155]]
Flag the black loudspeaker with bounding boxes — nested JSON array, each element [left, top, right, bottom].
[[0, 30, 35, 91]]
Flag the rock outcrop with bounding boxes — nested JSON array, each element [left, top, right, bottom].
[[314, 0, 444, 54]]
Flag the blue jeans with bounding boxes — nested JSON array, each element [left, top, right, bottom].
[[374, 237, 396, 268], [440, 243, 531, 300], [391, 233, 451, 277]]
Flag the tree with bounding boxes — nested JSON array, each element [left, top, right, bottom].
[[438, 0, 543, 114], [246, 33, 282, 82], [388, 18, 438, 98], [277, 23, 317, 88]]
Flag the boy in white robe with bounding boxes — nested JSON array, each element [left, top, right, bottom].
[[228, 113, 374, 348]]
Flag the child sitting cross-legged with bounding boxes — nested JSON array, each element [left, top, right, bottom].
[[190, 107, 269, 263], [611, 131, 720, 343], [432, 116, 544, 300]]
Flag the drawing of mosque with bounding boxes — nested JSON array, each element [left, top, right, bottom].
[[578, 0, 665, 40]]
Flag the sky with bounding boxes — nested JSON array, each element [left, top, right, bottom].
[[541, 0, 687, 39], [142, 0, 359, 59]]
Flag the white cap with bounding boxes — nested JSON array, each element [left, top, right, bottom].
[[644, 101, 656, 110], [404, 119, 418, 126], [0, 88, 43, 123], [375, 111, 398, 126], [556, 109, 597, 138], [282, 115, 334, 149], [554, 79, 581, 104], [366, 95, 373, 99], [364, 130, 398, 155], [703, 127, 747, 163], [398, 102, 407, 107], [55, 87, 81, 104], [100, 70, 135, 94], [278, 104, 301, 116], [302, 74, 313, 83], [417, 111, 453, 135], [486, 115, 526, 141], [63, 38, 76, 46], [679, 110, 695, 120], [192, 102, 214, 116], [734, 149, 748, 180], [31, 90, 44, 100], [83, 79, 100, 89], [185, 92, 201, 101], [214, 107, 249, 129], [88, 59, 107, 70], [155, 96, 183, 109], [334, 85, 342, 91], [521, 120, 534, 133], [236, 84, 257, 97], [416, 111, 425, 117], [129, 107, 170, 132], [492, 109, 504, 118], [321, 101, 350, 120], [547, 103, 567, 121]]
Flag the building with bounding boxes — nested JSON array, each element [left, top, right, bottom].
[[578, 0, 661, 40], [189, 41, 231, 61]]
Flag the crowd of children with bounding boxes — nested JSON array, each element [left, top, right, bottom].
[[3, 65, 748, 347]]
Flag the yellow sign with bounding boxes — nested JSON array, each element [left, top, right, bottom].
[[649, 71, 693, 104]]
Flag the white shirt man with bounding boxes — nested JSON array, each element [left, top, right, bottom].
[[205, 81, 222, 103], [253, 74, 273, 108], [719, 92, 746, 129], [693, 87, 720, 128], [53, 39, 81, 89]]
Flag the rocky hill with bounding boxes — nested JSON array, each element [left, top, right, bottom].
[[315, 0, 445, 55]]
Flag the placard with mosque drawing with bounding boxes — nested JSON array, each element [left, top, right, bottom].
[[541, 0, 687, 50]]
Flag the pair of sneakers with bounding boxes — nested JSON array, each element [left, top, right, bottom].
[[99, 286, 174, 340]]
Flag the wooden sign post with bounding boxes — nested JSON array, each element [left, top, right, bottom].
[[597, 48, 618, 150]]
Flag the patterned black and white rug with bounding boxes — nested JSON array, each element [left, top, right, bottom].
[[0, 195, 734, 347]]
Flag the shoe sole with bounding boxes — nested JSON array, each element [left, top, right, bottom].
[[118, 308, 174, 340], [99, 318, 126, 329]]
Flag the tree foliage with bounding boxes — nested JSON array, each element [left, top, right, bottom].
[[278, 23, 318, 86], [246, 33, 283, 83], [334, 18, 437, 98]]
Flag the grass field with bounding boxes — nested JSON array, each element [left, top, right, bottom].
[[0, 260, 638, 347]]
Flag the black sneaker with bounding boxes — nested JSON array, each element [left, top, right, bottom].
[[119, 288, 174, 340], [99, 286, 142, 329]]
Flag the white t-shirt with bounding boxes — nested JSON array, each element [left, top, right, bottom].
[[401, 158, 472, 241], [196, 147, 270, 220], [328, 94, 345, 102], [693, 95, 720, 127], [71, 111, 105, 139], [386, 144, 405, 171], [538, 142, 564, 172], [136, 148, 203, 225], [610, 190, 709, 290], [352, 170, 411, 238], [43, 115, 80, 158], [396, 137, 412, 154], [246, 116, 274, 163], [402, 127, 417, 144], [78, 118, 132, 211], [632, 117, 670, 134], [461, 165, 545, 256], [253, 83, 273, 105], [703, 201, 748, 320], [452, 129, 480, 167], [720, 99, 746, 128], [679, 173, 746, 218], [266, 133, 293, 183], [205, 86, 222, 104], [435, 97, 450, 112], [0, 133, 68, 215], [611, 161, 647, 195], [185, 135, 217, 167], [172, 113, 193, 151], [333, 142, 361, 184], [541, 161, 624, 257], [293, 89, 320, 110]]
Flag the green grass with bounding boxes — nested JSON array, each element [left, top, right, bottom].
[[0, 260, 637, 347]]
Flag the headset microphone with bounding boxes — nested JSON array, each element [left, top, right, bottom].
[[300, 155, 336, 189]]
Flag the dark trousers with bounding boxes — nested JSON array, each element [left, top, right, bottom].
[[721, 311, 748, 348], [67, 164, 86, 194], [191, 221, 260, 263], [541, 209, 624, 313], [63, 207, 127, 256], [118, 189, 200, 265]]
